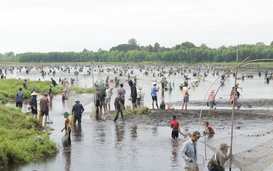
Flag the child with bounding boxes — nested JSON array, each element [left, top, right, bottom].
[[61, 112, 71, 147], [204, 121, 215, 134], [170, 115, 184, 140]]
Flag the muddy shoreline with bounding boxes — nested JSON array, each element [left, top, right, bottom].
[[104, 108, 273, 127]]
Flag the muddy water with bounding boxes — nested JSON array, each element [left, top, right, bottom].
[[2, 65, 273, 171]]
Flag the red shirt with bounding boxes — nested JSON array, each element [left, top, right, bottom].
[[207, 125, 214, 134], [65, 118, 71, 133], [171, 120, 179, 131]]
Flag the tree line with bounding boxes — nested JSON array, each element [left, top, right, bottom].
[[2, 40, 273, 63]]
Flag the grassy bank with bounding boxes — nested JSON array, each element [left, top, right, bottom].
[[0, 79, 94, 103], [0, 105, 58, 166]]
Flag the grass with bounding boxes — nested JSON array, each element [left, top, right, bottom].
[[122, 107, 151, 116], [0, 79, 94, 103], [0, 79, 62, 103], [0, 105, 58, 166], [70, 87, 93, 93]]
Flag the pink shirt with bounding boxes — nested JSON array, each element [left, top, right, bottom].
[[208, 93, 215, 101]]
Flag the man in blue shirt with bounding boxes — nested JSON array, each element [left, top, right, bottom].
[[180, 131, 201, 171], [151, 82, 159, 109], [16, 88, 24, 108]]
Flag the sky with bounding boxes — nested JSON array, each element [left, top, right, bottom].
[[0, 0, 273, 53]]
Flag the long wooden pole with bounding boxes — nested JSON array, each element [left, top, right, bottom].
[[229, 48, 239, 171]]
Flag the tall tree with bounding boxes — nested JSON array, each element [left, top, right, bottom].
[[128, 38, 138, 46]]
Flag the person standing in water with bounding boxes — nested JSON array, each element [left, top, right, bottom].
[[170, 115, 184, 140], [208, 90, 216, 110], [151, 82, 159, 109], [207, 143, 231, 171], [72, 99, 84, 125], [39, 93, 49, 126], [16, 88, 24, 108], [61, 111, 71, 147], [180, 131, 201, 171], [182, 83, 190, 110]]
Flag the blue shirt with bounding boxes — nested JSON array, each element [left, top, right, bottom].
[[151, 86, 157, 96], [16, 91, 24, 102], [180, 139, 198, 169]]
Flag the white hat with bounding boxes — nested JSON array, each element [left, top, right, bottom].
[[152, 82, 157, 85], [138, 86, 142, 90], [31, 92, 39, 96]]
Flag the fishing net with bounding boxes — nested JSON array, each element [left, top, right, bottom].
[[203, 126, 273, 171], [65, 84, 95, 115]]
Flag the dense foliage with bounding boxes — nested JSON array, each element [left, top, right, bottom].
[[0, 105, 58, 166], [13, 41, 273, 63]]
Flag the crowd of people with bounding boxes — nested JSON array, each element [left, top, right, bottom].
[[11, 64, 272, 171]]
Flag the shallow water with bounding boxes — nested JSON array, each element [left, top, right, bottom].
[[2, 65, 273, 171]]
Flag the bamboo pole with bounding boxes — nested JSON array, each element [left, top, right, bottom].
[[229, 48, 239, 171]]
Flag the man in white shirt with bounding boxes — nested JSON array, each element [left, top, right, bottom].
[[105, 85, 113, 111]]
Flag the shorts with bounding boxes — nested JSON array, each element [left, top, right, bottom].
[[105, 98, 111, 105], [100, 100, 106, 106], [31, 106, 38, 114], [172, 131, 179, 139], [41, 109, 49, 116], [152, 96, 157, 101], [183, 96, 189, 103], [132, 97, 137, 103], [16, 102, 23, 108]]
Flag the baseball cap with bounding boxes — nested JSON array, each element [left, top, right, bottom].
[[63, 111, 69, 117], [192, 131, 202, 138]]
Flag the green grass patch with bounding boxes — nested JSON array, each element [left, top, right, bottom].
[[122, 107, 151, 116], [70, 87, 93, 93], [0, 105, 58, 166], [0, 79, 63, 102]]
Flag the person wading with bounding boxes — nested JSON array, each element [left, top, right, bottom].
[[72, 99, 84, 125]]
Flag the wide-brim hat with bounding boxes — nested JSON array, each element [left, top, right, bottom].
[[31, 92, 39, 96]]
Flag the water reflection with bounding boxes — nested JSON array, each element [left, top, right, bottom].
[[130, 125, 137, 139], [171, 140, 180, 168], [152, 126, 158, 136], [115, 123, 125, 143], [73, 124, 83, 141], [63, 150, 71, 171]]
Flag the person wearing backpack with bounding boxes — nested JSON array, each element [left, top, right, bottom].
[[30, 92, 38, 118]]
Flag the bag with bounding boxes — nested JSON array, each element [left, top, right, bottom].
[[38, 110, 43, 125], [207, 101, 209, 107]]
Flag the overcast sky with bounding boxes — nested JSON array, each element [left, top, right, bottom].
[[0, 0, 273, 53]]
